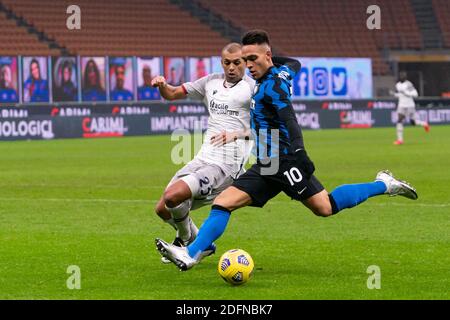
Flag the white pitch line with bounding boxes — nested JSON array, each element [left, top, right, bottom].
[[0, 184, 165, 189], [366, 202, 450, 208], [0, 198, 448, 208], [0, 197, 155, 204], [269, 201, 450, 208]]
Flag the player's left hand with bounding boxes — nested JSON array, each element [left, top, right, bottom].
[[210, 131, 237, 146], [294, 149, 315, 179]]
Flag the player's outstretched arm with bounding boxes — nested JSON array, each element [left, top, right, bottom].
[[151, 76, 187, 101]]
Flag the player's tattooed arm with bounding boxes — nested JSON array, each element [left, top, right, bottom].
[[150, 76, 187, 100]]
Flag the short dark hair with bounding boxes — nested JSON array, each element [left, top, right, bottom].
[[242, 30, 270, 46]]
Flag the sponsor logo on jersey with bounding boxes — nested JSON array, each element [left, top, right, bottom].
[[209, 100, 239, 116]]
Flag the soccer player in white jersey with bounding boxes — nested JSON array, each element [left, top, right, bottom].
[[152, 43, 255, 263], [392, 71, 430, 145]]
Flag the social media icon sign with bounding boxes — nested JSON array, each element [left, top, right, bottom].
[[332, 67, 348, 96], [312, 68, 328, 96], [294, 68, 309, 97]]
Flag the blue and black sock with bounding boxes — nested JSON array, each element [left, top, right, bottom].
[[329, 181, 386, 214], [187, 205, 231, 259]]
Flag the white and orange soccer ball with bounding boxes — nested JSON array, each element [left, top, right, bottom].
[[217, 249, 254, 285]]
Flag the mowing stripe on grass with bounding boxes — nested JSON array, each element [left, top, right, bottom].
[[0, 197, 449, 208]]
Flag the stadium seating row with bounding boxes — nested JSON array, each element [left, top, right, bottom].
[[1, 0, 449, 75]]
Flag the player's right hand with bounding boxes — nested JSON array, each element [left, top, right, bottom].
[[151, 76, 167, 88], [294, 149, 315, 179], [210, 131, 236, 146]]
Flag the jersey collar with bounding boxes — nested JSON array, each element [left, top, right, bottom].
[[257, 65, 276, 83]]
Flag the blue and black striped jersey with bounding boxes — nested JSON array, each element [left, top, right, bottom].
[[250, 61, 303, 162]]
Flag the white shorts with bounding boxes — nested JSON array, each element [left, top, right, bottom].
[[166, 158, 233, 210], [397, 107, 417, 120]]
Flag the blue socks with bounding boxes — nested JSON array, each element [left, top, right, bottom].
[[187, 205, 230, 259], [186, 182, 387, 258], [329, 181, 386, 214]]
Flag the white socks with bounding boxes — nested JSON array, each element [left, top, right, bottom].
[[164, 217, 177, 231], [396, 123, 404, 141], [166, 201, 198, 243]]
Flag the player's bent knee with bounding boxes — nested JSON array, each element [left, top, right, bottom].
[[311, 202, 333, 217], [154, 199, 169, 219], [154, 203, 162, 215], [163, 188, 185, 208], [315, 206, 333, 217], [163, 180, 192, 208], [303, 190, 333, 217]]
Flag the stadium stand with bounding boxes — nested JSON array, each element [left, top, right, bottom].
[[433, 0, 450, 47], [0, 10, 59, 55], [0, 0, 445, 75], [197, 0, 425, 74], [0, 0, 229, 56]]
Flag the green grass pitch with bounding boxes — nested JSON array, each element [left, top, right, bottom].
[[0, 126, 449, 300]]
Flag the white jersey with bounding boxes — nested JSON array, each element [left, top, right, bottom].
[[395, 80, 418, 108], [182, 73, 255, 178]]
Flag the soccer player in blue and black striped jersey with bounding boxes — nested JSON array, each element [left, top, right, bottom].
[[156, 30, 419, 271]]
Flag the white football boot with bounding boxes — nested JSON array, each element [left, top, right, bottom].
[[375, 170, 418, 200], [156, 238, 199, 271], [160, 236, 184, 264], [160, 218, 216, 264], [160, 217, 196, 264]]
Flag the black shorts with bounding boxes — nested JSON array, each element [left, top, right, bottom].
[[232, 156, 324, 208]]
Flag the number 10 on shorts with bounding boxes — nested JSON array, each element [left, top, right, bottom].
[[283, 167, 303, 186]]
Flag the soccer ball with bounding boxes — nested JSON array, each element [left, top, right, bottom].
[[217, 249, 254, 285]]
